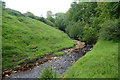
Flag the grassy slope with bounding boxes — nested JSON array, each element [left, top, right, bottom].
[[63, 40, 118, 78], [2, 10, 75, 69]]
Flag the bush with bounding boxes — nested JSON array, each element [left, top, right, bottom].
[[23, 11, 35, 19], [82, 17, 99, 44], [99, 19, 120, 42], [66, 21, 84, 39], [82, 25, 98, 44], [39, 67, 57, 79], [44, 18, 55, 27]]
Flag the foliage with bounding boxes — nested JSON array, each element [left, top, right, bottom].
[[55, 13, 66, 31], [46, 11, 55, 23], [65, 2, 98, 42], [62, 2, 119, 78], [43, 18, 55, 27], [82, 25, 97, 44], [39, 67, 57, 79], [65, 2, 119, 43], [66, 21, 84, 39], [96, 2, 120, 22], [62, 40, 118, 78], [82, 17, 99, 44], [24, 11, 35, 18], [2, 9, 75, 69], [65, 2, 97, 23], [99, 19, 120, 42], [2, 1, 120, 77], [23, 12, 55, 27]]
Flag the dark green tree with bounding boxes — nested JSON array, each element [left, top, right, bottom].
[[65, 2, 98, 39], [55, 13, 66, 31], [96, 2, 120, 22], [24, 11, 35, 18]]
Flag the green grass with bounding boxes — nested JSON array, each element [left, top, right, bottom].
[[62, 40, 118, 78], [38, 67, 57, 79], [2, 9, 75, 69], [54, 52, 67, 56]]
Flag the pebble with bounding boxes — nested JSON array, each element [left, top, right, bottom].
[[9, 42, 92, 78]]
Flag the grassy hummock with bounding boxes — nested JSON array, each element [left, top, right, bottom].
[[62, 40, 118, 78]]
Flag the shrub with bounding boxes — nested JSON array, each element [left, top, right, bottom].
[[39, 67, 57, 79], [66, 21, 84, 39], [44, 18, 55, 27], [99, 19, 120, 42], [82, 25, 98, 44], [23, 11, 35, 19], [82, 17, 99, 44]]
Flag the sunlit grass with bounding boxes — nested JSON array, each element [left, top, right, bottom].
[[62, 40, 118, 78], [2, 10, 75, 69], [54, 52, 67, 56]]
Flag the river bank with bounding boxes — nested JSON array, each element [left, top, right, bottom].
[[3, 40, 93, 78]]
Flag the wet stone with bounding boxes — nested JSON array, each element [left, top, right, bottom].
[[9, 44, 92, 78]]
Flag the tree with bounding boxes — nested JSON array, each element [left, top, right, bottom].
[[46, 11, 55, 23], [99, 19, 120, 42], [65, 2, 97, 39], [24, 11, 35, 18], [65, 2, 97, 23], [96, 2, 120, 22], [66, 21, 84, 39], [55, 13, 66, 31]]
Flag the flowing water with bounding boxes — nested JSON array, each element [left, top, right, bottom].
[[9, 44, 92, 78]]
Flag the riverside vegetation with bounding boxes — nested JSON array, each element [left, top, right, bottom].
[[1, 1, 120, 79]]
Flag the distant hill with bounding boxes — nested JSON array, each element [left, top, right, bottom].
[[2, 8, 75, 69]]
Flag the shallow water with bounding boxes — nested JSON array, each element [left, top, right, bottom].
[[9, 44, 92, 78]]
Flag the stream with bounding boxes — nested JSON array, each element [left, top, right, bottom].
[[7, 44, 92, 78], [2, 40, 93, 79]]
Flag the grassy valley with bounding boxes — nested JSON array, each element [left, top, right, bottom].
[[1, 1, 119, 79]]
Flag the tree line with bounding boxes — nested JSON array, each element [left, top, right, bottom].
[[48, 2, 120, 44]]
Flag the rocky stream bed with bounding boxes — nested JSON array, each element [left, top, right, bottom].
[[3, 40, 93, 79]]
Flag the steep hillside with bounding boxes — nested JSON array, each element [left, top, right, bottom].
[[2, 9, 75, 69], [62, 40, 118, 78]]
